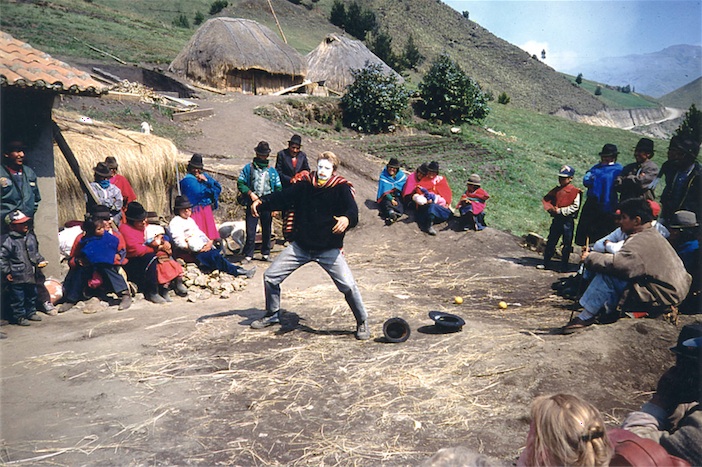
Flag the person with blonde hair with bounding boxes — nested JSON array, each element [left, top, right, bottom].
[[518, 393, 613, 466]]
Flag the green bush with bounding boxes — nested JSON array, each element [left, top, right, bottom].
[[497, 92, 510, 105], [209, 0, 228, 15], [675, 104, 702, 144], [173, 14, 189, 28], [194, 12, 205, 25], [340, 63, 409, 133], [417, 54, 489, 124]]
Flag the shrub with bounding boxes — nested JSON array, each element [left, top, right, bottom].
[[340, 63, 409, 133], [417, 54, 489, 124], [329, 0, 346, 28], [173, 14, 190, 28], [575, 73, 583, 85], [401, 34, 424, 71], [675, 104, 702, 144], [194, 12, 205, 25], [594, 86, 602, 96], [209, 0, 228, 15], [497, 92, 510, 105]]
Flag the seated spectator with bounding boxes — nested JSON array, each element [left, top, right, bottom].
[[660, 136, 701, 227], [105, 156, 137, 208], [667, 211, 700, 315], [413, 161, 453, 236], [88, 162, 123, 225], [401, 163, 428, 208], [376, 157, 407, 225], [119, 202, 184, 303], [59, 216, 132, 312], [561, 198, 691, 334], [457, 173, 490, 232], [615, 138, 659, 202], [591, 201, 669, 255], [169, 195, 256, 279], [620, 323, 702, 465], [517, 393, 613, 467]]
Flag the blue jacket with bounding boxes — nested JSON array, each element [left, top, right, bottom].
[[0, 230, 44, 284], [180, 172, 222, 209], [376, 167, 407, 203], [583, 162, 623, 213], [237, 162, 282, 196]]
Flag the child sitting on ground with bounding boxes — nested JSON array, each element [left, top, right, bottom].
[[456, 174, 490, 231], [541, 165, 581, 272], [0, 210, 48, 325], [61, 216, 132, 311]]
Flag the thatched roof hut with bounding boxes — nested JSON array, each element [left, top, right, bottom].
[[54, 111, 180, 226], [305, 34, 402, 95], [169, 18, 306, 95]]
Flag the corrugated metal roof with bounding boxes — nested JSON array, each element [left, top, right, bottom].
[[0, 31, 109, 96]]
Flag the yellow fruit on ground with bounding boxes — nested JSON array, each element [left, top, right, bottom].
[[498, 301, 508, 309], [454, 296, 463, 304]]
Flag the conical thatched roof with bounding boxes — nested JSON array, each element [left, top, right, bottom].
[[306, 34, 402, 94], [169, 18, 306, 86]]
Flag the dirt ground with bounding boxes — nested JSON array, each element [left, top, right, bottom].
[[1, 92, 698, 466]]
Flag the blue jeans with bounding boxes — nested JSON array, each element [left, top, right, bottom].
[[6, 282, 38, 323], [196, 248, 247, 276], [578, 273, 630, 320], [263, 242, 368, 324]]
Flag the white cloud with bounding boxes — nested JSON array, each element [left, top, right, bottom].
[[519, 40, 581, 73]]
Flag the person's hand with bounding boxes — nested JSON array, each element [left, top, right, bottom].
[[114, 254, 121, 263], [196, 173, 207, 182], [332, 216, 349, 234], [581, 247, 590, 261], [6, 274, 13, 282], [391, 199, 398, 206], [38, 261, 48, 268], [160, 240, 172, 255], [201, 240, 214, 252], [251, 199, 262, 218]]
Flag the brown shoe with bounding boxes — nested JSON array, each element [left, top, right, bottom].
[[561, 316, 596, 335]]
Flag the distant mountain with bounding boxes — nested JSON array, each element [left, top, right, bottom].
[[659, 76, 702, 109], [564, 45, 702, 98]]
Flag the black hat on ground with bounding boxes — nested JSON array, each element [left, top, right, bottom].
[[635, 138, 654, 155], [173, 195, 192, 212], [289, 134, 302, 146], [427, 161, 440, 173], [124, 201, 147, 221], [254, 141, 271, 156], [599, 144, 619, 157], [388, 158, 401, 169], [428, 311, 465, 332], [382, 317, 411, 343], [93, 162, 112, 178], [188, 154, 204, 169]]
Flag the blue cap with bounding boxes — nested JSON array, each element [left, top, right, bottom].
[[558, 165, 575, 177]]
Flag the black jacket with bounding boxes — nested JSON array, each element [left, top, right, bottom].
[[275, 149, 310, 187], [1, 230, 44, 284], [260, 180, 357, 251]]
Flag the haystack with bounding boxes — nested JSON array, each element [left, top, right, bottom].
[[53, 111, 179, 226], [305, 34, 402, 95], [169, 18, 306, 95]]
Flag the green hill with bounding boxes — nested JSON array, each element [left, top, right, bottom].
[[659, 77, 702, 109]]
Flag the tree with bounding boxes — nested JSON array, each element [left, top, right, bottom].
[[340, 63, 409, 133], [541, 49, 546, 60], [675, 104, 702, 145], [575, 73, 583, 85], [594, 86, 602, 96], [497, 92, 510, 105], [329, 0, 346, 28], [173, 14, 190, 28], [462, 10, 469, 19], [401, 34, 424, 71], [209, 0, 228, 15], [368, 30, 399, 71], [194, 11, 205, 25], [344, 1, 376, 40], [417, 54, 490, 124]]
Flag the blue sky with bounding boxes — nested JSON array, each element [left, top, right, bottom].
[[443, 0, 702, 73]]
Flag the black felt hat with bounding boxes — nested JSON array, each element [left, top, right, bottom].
[[90, 204, 112, 221], [599, 144, 619, 157], [670, 323, 702, 359], [124, 201, 147, 221], [635, 138, 654, 155], [427, 161, 440, 173], [254, 141, 271, 156], [173, 195, 192, 212], [93, 162, 112, 178], [383, 317, 411, 343], [188, 154, 204, 169], [428, 311, 465, 331], [289, 134, 302, 146], [387, 158, 401, 169]]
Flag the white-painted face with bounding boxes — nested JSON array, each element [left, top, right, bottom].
[[317, 159, 334, 183]]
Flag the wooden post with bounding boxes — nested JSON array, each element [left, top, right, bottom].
[[51, 121, 99, 209]]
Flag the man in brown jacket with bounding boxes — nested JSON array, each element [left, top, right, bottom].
[[562, 198, 691, 334]]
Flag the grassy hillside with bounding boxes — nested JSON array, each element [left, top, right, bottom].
[[659, 77, 702, 109], [560, 74, 661, 109]]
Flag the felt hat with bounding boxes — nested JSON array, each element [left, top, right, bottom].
[[124, 201, 147, 221], [173, 195, 193, 212], [104, 156, 119, 169], [387, 157, 401, 169], [670, 323, 702, 359], [427, 161, 440, 173], [93, 162, 112, 178], [647, 200, 661, 218], [382, 317, 411, 343], [5, 210, 30, 225], [417, 163, 429, 175], [669, 210, 698, 229], [428, 311, 465, 331], [288, 134, 302, 146], [188, 154, 204, 169], [90, 204, 112, 221], [254, 141, 271, 156], [467, 174, 482, 186], [558, 165, 575, 177], [635, 138, 654, 155], [669, 136, 700, 159], [599, 144, 619, 157]]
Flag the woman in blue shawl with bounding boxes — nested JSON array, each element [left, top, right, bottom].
[[179, 154, 222, 240], [376, 158, 407, 224]]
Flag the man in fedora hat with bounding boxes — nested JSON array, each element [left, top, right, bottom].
[[179, 154, 222, 241], [249, 151, 371, 340], [89, 161, 123, 226], [169, 195, 256, 279], [616, 138, 659, 202], [660, 136, 701, 227], [237, 141, 282, 263], [275, 134, 310, 188], [575, 144, 623, 247], [621, 323, 702, 465], [376, 157, 407, 225], [667, 210, 700, 315]]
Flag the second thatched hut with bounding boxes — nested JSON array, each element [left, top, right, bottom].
[[169, 18, 306, 95], [305, 34, 402, 95]]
